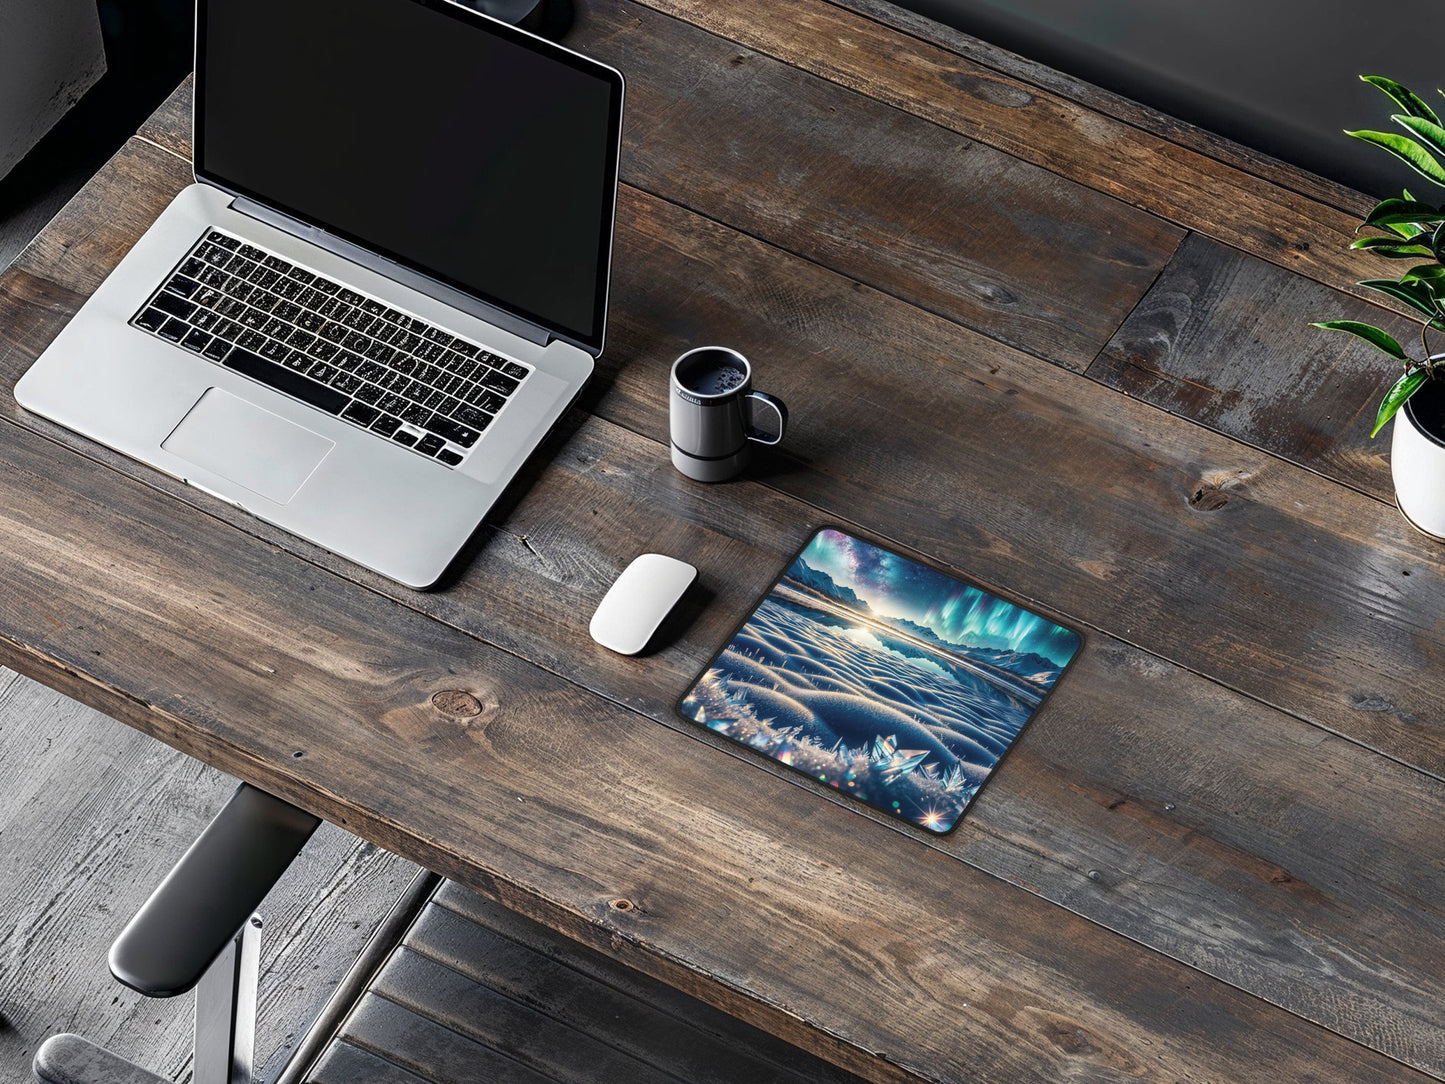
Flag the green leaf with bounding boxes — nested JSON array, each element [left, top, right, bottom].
[[1357, 277, 1443, 319], [1311, 320, 1409, 359], [1350, 234, 1435, 257], [1346, 128, 1445, 186], [1400, 263, 1445, 285], [1362, 75, 1441, 125], [1372, 369, 1429, 437], [1364, 197, 1445, 227], [1434, 221, 1445, 263], [1396, 114, 1445, 160]]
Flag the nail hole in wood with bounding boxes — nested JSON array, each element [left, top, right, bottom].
[[610, 898, 635, 912]]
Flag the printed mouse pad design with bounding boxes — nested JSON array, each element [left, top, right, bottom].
[[678, 528, 1081, 834]]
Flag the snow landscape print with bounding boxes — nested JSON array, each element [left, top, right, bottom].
[[680, 529, 1080, 834]]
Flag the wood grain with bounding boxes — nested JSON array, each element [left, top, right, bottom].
[[4, 137, 1445, 1075], [371, 944, 845, 1084], [430, 883, 869, 1084], [827, 0, 1374, 218], [0, 668, 418, 1084], [1088, 233, 1408, 501], [0, 354, 1430, 1084], [623, 0, 1412, 321], [6, 6, 1445, 1080]]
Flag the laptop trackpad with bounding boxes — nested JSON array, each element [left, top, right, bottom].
[[162, 388, 334, 505]]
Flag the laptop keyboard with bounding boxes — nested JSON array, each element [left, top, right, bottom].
[[129, 230, 533, 469]]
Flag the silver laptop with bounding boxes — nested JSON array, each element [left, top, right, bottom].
[[15, 0, 625, 589]]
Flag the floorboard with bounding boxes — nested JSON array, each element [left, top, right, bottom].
[[0, 666, 419, 1083]]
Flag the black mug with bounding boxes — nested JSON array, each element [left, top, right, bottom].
[[669, 347, 787, 482]]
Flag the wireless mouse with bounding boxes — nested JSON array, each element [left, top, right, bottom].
[[589, 553, 698, 655]]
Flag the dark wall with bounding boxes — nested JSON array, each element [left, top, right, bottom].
[[903, 0, 1445, 198]]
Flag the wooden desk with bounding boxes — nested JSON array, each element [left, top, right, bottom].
[[2, 3, 1442, 1082]]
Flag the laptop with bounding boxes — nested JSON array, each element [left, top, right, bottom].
[[15, 0, 625, 589]]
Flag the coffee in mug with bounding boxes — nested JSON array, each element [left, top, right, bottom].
[[669, 347, 787, 482]]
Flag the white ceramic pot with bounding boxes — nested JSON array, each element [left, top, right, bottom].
[[1391, 374, 1445, 540]]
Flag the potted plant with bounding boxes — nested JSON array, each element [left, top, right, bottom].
[[1314, 75, 1445, 539]]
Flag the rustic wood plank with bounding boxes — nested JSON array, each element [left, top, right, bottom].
[[594, 191, 1445, 774], [413, 893, 863, 1084], [0, 667, 419, 1084], [618, 0, 1410, 321], [308, 1040, 431, 1084], [135, 0, 1184, 375], [4, 137, 1445, 1075], [376, 947, 709, 1084], [1087, 233, 1406, 502], [337, 996, 556, 1084], [0, 361, 1430, 1083], [828, 0, 1373, 217]]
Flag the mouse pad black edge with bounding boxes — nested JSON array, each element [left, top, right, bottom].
[[675, 526, 1084, 836]]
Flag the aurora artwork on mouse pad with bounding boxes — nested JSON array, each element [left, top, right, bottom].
[[678, 529, 1081, 834]]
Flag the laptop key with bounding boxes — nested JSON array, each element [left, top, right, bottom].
[[436, 448, 464, 467], [342, 401, 380, 427], [415, 433, 445, 456], [258, 339, 288, 362], [401, 404, 431, 426], [479, 368, 519, 395], [370, 413, 402, 437], [134, 307, 168, 332], [355, 383, 384, 405], [449, 404, 486, 429], [223, 348, 347, 415], [152, 292, 197, 320], [158, 317, 189, 342], [501, 361, 529, 380], [393, 430, 419, 447], [202, 338, 231, 362], [331, 372, 363, 394], [181, 328, 213, 353], [166, 276, 200, 299], [465, 388, 506, 413], [422, 414, 480, 448]]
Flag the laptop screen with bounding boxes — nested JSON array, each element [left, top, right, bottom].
[[196, 0, 623, 354]]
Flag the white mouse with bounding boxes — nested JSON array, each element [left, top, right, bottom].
[[590, 554, 698, 655]]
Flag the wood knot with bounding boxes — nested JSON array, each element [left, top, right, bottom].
[[609, 898, 636, 913], [1188, 484, 1230, 511], [431, 690, 483, 717]]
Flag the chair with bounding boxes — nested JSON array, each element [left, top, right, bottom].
[[32, 784, 319, 1084]]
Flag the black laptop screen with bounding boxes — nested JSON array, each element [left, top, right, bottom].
[[197, 0, 623, 353]]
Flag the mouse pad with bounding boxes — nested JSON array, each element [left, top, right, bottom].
[[677, 528, 1081, 834]]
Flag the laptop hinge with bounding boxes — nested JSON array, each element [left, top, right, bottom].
[[230, 197, 551, 348]]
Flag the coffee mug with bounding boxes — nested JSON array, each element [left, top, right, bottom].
[[669, 346, 787, 482]]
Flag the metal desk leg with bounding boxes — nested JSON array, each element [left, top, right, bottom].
[[193, 915, 261, 1084]]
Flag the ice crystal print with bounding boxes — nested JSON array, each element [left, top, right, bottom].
[[679, 529, 1081, 834]]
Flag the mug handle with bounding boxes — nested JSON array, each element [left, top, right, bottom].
[[745, 391, 788, 445]]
